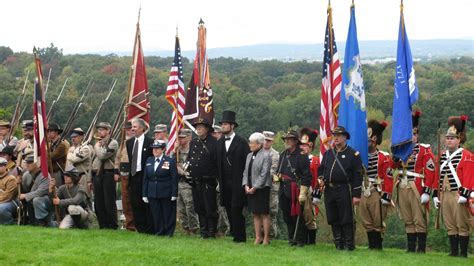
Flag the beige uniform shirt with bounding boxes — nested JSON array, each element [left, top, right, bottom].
[[92, 139, 119, 171], [67, 143, 94, 182]]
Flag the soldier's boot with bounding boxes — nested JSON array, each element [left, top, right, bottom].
[[416, 232, 427, 253], [207, 218, 217, 239], [307, 229, 316, 245], [71, 214, 85, 229], [331, 225, 344, 250], [406, 233, 417, 252], [287, 223, 296, 246], [448, 235, 459, 257], [374, 232, 383, 250], [342, 223, 356, 251], [459, 235, 469, 258], [198, 215, 208, 239], [367, 231, 375, 249]]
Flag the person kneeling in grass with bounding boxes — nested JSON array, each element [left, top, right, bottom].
[[50, 167, 90, 229]]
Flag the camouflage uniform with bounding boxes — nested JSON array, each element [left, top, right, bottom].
[[265, 147, 280, 238]]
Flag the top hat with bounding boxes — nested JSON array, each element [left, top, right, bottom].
[[219, 111, 238, 127]]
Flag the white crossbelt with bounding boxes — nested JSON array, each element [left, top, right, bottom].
[[405, 171, 424, 178], [440, 148, 463, 188]]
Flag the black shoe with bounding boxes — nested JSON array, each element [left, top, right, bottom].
[[332, 225, 344, 250], [459, 235, 469, 258], [448, 235, 459, 257], [407, 233, 417, 252], [343, 223, 356, 251], [367, 231, 375, 249], [374, 232, 383, 250], [307, 229, 316, 245], [416, 233, 427, 253]]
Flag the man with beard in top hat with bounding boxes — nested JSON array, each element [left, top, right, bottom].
[[317, 126, 363, 251], [433, 115, 473, 258], [216, 110, 250, 243], [393, 111, 436, 253], [359, 120, 394, 250], [48, 123, 70, 187], [187, 117, 219, 238], [275, 129, 312, 247]]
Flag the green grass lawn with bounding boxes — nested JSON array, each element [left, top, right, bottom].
[[0, 226, 471, 265]]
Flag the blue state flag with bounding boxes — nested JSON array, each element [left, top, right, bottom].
[[338, 4, 368, 167], [391, 7, 419, 163]]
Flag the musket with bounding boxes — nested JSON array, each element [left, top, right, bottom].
[[7, 70, 30, 143], [434, 122, 442, 230], [60, 78, 94, 143], [46, 78, 69, 121], [84, 79, 117, 144], [44, 68, 52, 96]]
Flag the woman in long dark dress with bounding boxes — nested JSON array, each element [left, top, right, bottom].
[[242, 132, 272, 245]]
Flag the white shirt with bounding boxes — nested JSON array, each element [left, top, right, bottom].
[[225, 132, 235, 152], [134, 134, 145, 172], [154, 155, 163, 172]]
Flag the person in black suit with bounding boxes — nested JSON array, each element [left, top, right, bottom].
[[126, 118, 154, 234], [142, 140, 178, 236], [216, 111, 250, 243]]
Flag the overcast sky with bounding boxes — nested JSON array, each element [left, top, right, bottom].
[[1, 0, 472, 54]]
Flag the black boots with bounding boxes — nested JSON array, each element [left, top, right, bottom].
[[368, 231, 383, 250], [332, 225, 344, 250], [407, 233, 417, 252], [342, 223, 355, 251], [207, 217, 217, 238], [198, 215, 208, 239], [448, 235, 459, 257], [459, 235, 469, 258], [416, 233, 427, 253], [307, 229, 316, 245]]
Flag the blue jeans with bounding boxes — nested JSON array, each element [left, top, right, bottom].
[[0, 201, 18, 225]]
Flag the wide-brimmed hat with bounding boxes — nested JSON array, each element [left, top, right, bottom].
[[219, 110, 238, 127], [70, 127, 85, 137], [281, 129, 299, 141], [48, 123, 63, 133], [150, 139, 166, 149], [331, 126, 350, 139], [0, 146, 16, 159], [0, 120, 11, 128], [153, 124, 167, 133], [96, 122, 112, 130], [192, 117, 213, 130]]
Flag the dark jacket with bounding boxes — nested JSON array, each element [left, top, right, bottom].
[[318, 144, 363, 197], [142, 155, 178, 199], [277, 147, 312, 199], [188, 133, 218, 179], [216, 133, 250, 207], [126, 135, 154, 176]]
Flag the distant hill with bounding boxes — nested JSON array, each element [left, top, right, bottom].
[[98, 39, 473, 62]]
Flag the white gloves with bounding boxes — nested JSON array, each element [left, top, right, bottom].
[[433, 197, 440, 209], [142, 197, 149, 203], [312, 197, 321, 205], [470, 191, 474, 198], [420, 193, 430, 204], [171, 197, 177, 201], [381, 198, 391, 205], [457, 196, 467, 204]]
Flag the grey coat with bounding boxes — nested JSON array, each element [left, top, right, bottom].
[[242, 148, 272, 189]]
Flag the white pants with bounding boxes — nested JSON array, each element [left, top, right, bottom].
[[59, 205, 88, 229]]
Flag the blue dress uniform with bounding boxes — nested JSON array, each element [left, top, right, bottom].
[[143, 142, 178, 236]]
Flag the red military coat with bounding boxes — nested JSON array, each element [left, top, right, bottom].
[[377, 151, 394, 196]]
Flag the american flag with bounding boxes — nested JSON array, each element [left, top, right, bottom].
[[33, 56, 50, 177], [165, 36, 186, 155], [319, 4, 342, 160]]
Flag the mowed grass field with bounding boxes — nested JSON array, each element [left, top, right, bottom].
[[0, 226, 472, 265]]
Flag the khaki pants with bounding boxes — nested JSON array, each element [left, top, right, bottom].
[[59, 205, 88, 229], [121, 175, 135, 231], [360, 189, 388, 233], [303, 197, 317, 230], [397, 181, 427, 233], [441, 178, 471, 236]]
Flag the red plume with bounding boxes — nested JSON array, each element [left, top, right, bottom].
[[414, 110, 422, 117], [380, 121, 389, 129], [313, 129, 319, 135], [460, 115, 468, 121]]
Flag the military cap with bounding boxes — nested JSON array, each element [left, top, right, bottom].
[[123, 121, 132, 129], [367, 120, 388, 145], [192, 117, 213, 130], [150, 139, 166, 149], [331, 126, 350, 139], [0, 157, 7, 165], [0, 120, 11, 127], [48, 123, 63, 133], [213, 125, 222, 133], [178, 129, 192, 138], [70, 127, 85, 137], [262, 131, 275, 141], [22, 120, 34, 130], [446, 115, 468, 144], [0, 146, 15, 158], [281, 129, 299, 141], [25, 155, 35, 164], [96, 122, 112, 130], [153, 124, 167, 133]]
